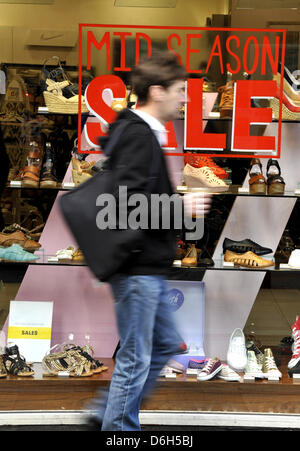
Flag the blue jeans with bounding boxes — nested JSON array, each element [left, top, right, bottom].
[[90, 274, 182, 431]]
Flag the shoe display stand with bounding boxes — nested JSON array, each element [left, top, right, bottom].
[[2, 103, 300, 428]]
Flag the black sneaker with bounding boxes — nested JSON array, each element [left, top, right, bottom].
[[223, 238, 272, 256]]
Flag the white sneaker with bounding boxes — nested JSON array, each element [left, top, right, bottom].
[[288, 250, 300, 269], [217, 364, 241, 382], [245, 350, 265, 378], [227, 328, 247, 371]]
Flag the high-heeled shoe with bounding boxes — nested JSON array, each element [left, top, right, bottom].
[[278, 61, 300, 91], [248, 158, 266, 194], [183, 164, 229, 192], [271, 86, 300, 120], [273, 73, 300, 103], [184, 154, 228, 179], [266, 159, 285, 195]]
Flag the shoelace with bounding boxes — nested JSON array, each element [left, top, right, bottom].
[[264, 355, 277, 371], [292, 327, 300, 357], [202, 359, 216, 373]]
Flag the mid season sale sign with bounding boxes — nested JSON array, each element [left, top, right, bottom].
[[77, 24, 286, 158]]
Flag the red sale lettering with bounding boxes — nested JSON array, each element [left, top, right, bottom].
[[232, 80, 276, 152], [226, 35, 241, 74], [243, 36, 259, 74], [261, 35, 280, 75], [87, 31, 111, 71], [84, 75, 127, 147], [164, 121, 178, 149], [206, 35, 224, 74], [135, 32, 152, 65], [186, 34, 202, 74], [79, 25, 286, 158], [185, 78, 226, 150], [167, 33, 182, 66], [113, 32, 132, 72]]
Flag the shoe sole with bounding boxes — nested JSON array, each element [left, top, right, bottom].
[[197, 366, 222, 381]]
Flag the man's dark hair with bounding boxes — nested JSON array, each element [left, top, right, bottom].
[[130, 50, 187, 105]]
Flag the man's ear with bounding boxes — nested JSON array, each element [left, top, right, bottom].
[[148, 85, 164, 102]]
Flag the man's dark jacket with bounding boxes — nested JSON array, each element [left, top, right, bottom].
[[100, 108, 178, 277]]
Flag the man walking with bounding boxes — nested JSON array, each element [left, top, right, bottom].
[[88, 51, 210, 431]]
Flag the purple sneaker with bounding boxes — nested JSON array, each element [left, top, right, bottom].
[[197, 358, 222, 381], [188, 358, 208, 370]]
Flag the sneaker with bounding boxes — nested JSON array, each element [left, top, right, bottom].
[[0, 243, 40, 262], [244, 350, 265, 378], [262, 348, 282, 378], [288, 358, 300, 377], [246, 340, 264, 369], [227, 328, 247, 371], [188, 358, 208, 370], [288, 316, 300, 369], [197, 358, 222, 381], [217, 364, 241, 382], [166, 359, 184, 374], [288, 250, 300, 269]]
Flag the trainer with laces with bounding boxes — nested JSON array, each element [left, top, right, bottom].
[[197, 358, 222, 381], [262, 348, 282, 379], [244, 350, 264, 379], [227, 328, 247, 371]]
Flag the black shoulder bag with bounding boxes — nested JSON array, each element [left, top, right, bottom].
[[59, 120, 160, 282]]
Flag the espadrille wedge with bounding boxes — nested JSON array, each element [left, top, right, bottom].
[[43, 79, 89, 114]]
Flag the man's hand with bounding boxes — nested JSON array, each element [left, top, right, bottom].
[[183, 192, 212, 217]]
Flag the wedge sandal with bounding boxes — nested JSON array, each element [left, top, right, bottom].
[[248, 158, 266, 194], [266, 159, 285, 195], [224, 250, 274, 268]]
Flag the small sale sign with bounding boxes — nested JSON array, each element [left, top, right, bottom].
[[77, 24, 286, 158]]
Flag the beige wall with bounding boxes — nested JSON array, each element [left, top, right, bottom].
[[0, 0, 229, 65]]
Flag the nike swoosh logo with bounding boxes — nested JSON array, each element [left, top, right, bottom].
[[40, 33, 64, 41]]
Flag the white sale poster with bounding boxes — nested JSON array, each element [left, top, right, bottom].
[[7, 300, 53, 362]]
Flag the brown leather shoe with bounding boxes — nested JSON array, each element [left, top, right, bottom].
[[224, 250, 274, 268], [0, 230, 41, 252]]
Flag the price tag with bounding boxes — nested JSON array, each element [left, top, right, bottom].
[[165, 372, 176, 379], [186, 368, 198, 375], [63, 182, 75, 189]]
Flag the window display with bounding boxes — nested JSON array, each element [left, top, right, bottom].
[[1, 0, 300, 432]]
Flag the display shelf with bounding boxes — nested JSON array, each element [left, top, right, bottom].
[[177, 185, 300, 198], [0, 356, 300, 415], [6, 181, 77, 191], [0, 253, 297, 276]]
